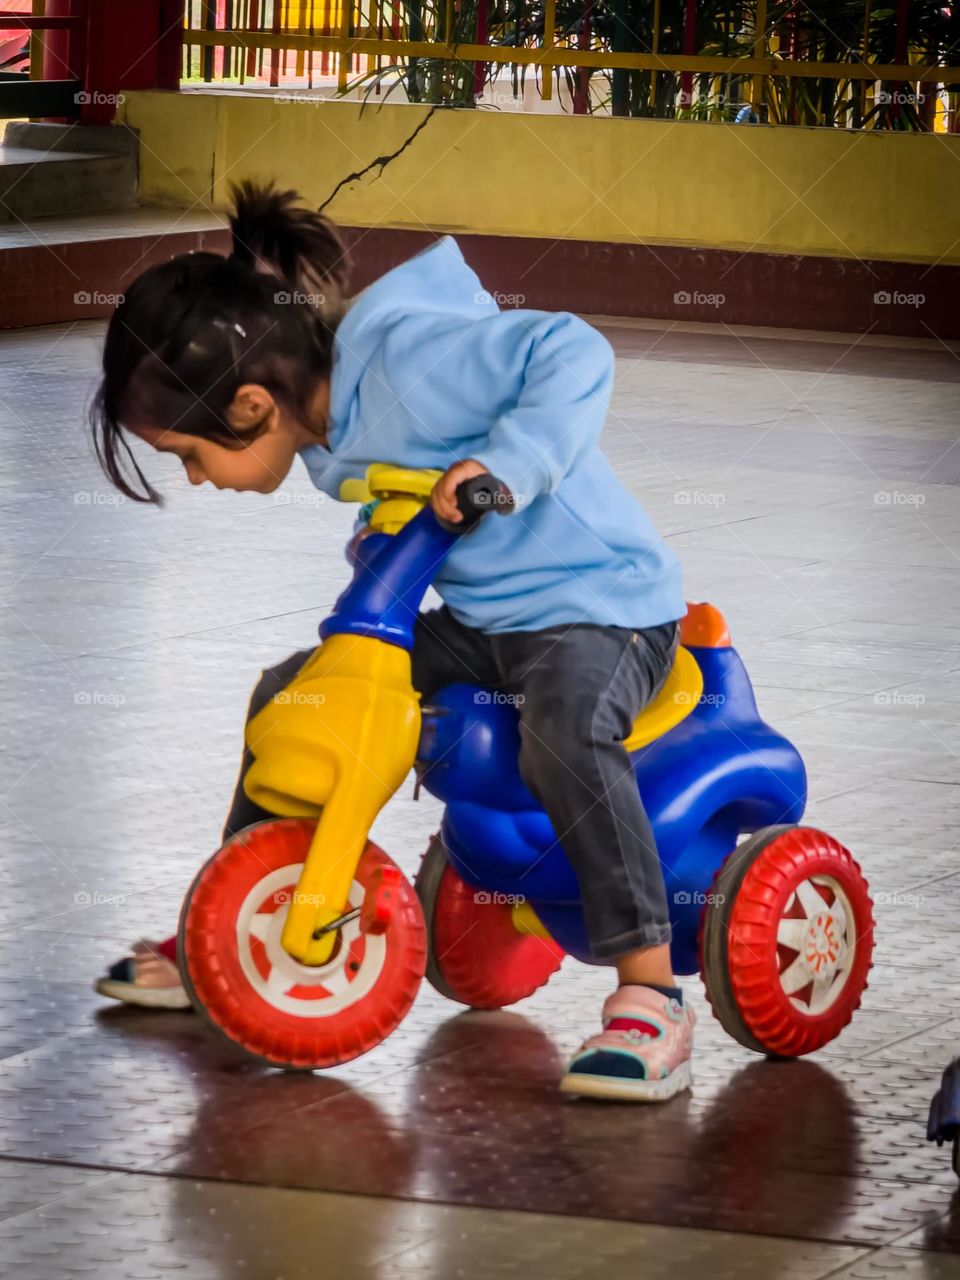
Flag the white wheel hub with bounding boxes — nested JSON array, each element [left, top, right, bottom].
[[803, 912, 841, 978], [776, 875, 855, 1015], [234, 863, 386, 1018]]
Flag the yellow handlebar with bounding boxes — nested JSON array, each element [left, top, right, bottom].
[[340, 465, 443, 535]]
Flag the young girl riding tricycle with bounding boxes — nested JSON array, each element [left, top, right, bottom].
[[91, 184, 874, 1095]]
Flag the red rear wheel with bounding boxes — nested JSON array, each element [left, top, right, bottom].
[[179, 819, 426, 1069], [415, 835, 564, 1009], [701, 825, 874, 1056]]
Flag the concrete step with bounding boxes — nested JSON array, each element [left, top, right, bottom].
[[0, 207, 230, 328], [0, 146, 136, 222], [0, 122, 138, 223]]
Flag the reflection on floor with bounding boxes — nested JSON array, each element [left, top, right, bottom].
[[0, 318, 958, 1278]]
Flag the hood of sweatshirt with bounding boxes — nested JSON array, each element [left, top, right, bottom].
[[328, 237, 497, 450]]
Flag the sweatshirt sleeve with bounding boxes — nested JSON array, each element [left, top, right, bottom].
[[470, 312, 615, 511]]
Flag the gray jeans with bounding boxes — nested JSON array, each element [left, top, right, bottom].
[[225, 609, 679, 959]]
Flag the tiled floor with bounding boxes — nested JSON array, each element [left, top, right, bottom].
[[0, 316, 958, 1277]]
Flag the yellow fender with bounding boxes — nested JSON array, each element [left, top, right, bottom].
[[238, 465, 445, 965], [243, 634, 421, 964]]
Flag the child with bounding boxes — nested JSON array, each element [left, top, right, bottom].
[[91, 183, 693, 1101]]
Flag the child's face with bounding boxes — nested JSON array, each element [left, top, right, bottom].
[[132, 423, 300, 494], [130, 382, 328, 494]]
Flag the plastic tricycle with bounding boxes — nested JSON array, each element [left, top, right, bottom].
[[178, 466, 875, 1069], [928, 1059, 960, 1177]]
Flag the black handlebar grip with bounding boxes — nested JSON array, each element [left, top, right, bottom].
[[437, 472, 510, 534]]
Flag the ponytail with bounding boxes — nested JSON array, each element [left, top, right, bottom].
[[229, 181, 351, 320]]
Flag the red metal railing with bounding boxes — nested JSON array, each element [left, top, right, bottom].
[[0, 1, 185, 124], [0, 1, 85, 119]]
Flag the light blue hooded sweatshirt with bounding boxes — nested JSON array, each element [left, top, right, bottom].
[[299, 237, 684, 635]]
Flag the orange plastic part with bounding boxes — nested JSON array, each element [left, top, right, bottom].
[[680, 601, 731, 648]]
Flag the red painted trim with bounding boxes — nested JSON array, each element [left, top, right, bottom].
[[246, 0, 259, 77], [1, 223, 956, 341], [473, 0, 488, 100], [157, 0, 186, 91], [0, 225, 232, 329], [41, 0, 85, 84], [270, 0, 280, 88], [894, 0, 909, 64], [680, 0, 696, 106], [340, 228, 960, 342], [75, 0, 182, 123]]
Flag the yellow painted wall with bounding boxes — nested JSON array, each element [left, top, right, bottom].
[[120, 91, 960, 264]]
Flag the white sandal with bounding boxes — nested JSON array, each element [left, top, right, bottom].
[[95, 939, 191, 1010]]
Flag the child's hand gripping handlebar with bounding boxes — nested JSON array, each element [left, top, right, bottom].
[[436, 473, 511, 534]]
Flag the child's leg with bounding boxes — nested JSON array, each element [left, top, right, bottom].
[[500, 622, 678, 961], [496, 620, 694, 1100], [96, 647, 318, 1007], [411, 606, 500, 700], [221, 647, 318, 841]]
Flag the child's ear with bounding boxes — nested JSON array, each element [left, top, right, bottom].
[[226, 384, 277, 434]]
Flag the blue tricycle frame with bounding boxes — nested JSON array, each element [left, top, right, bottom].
[[178, 475, 876, 1069]]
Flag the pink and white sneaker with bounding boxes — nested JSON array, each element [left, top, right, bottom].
[[560, 986, 695, 1101]]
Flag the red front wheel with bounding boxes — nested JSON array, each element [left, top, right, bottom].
[[415, 835, 564, 1009], [700, 825, 874, 1057], [179, 819, 426, 1069]]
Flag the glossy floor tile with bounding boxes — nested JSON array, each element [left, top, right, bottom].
[[0, 1167, 875, 1280], [0, 317, 958, 1277]]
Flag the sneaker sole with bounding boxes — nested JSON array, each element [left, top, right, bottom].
[[95, 978, 192, 1011], [559, 1060, 692, 1102]]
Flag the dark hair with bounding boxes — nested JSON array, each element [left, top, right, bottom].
[[90, 182, 352, 503]]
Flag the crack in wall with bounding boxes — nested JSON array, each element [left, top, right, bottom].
[[318, 107, 439, 212]]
